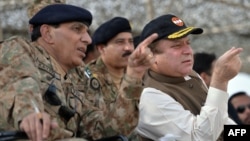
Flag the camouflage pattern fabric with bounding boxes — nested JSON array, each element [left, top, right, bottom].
[[27, 0, 66, 19], [0, 36, 142, 140], [79, 57, 142, 140], [0, 36, 43, 131], [0, 36, 88, 141]]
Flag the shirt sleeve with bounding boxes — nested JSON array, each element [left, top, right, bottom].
[[120, 74, 142, 100], [0, 37, 43, 129], [137, 87, 229, 141]]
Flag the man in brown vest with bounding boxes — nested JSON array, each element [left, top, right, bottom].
[[136, 14, 242, 141]]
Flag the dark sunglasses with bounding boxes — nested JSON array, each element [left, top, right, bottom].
[[44, 83, 75, 122], [236, 104, 250, 114]]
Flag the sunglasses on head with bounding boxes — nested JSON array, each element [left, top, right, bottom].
[[236, 104, 250, 114]]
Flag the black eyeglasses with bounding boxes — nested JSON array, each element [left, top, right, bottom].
[[236, 104, 250, 114], [44, 83, 75, 122]]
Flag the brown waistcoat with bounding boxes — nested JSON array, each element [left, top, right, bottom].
[[139, 70, 223, 141]]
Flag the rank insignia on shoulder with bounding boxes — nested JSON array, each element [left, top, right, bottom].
[[90, 77, 100, 90]]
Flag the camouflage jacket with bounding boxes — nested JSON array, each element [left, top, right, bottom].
[[0, 37, 42, 131], [81, 57, 142, 140], [0, 36, 88, 140]]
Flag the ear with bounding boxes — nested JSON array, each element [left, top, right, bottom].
[[29, 24, 33, 33], [40, 24, 53, 44], [153, 54, 158, 64], [97, 44, 105, 54]]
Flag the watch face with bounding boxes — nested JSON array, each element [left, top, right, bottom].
[[90, 77, 100, 90]]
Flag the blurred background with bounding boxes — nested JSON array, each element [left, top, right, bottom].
[[0, 0, 250, 75]]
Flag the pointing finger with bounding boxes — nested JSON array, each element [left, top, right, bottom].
[[137, 33, 158, 52]]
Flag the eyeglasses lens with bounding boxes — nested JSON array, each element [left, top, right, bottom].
[[236, 104, 250, 113]]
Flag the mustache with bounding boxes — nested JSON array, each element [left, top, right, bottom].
[[122, 51, 132, 57]]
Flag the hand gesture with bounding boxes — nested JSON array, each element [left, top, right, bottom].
[[126, 33, 158, 78], [210, 47, 243, 90]]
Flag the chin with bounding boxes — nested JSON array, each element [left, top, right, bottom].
[[181, 70, 192, 76], [73, 60, 84, 67]]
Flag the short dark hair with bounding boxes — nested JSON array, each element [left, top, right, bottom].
[[193, 52, 216, 75], [31, 24, 59, 41], [85, 43, 94, 56]]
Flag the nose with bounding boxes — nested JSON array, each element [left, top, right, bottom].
[[81, 32, 92, 45], [124, 42, 134, 51], [183, 44, 193, 54]]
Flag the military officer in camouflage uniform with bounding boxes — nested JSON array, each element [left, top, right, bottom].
[[0, 4, 92, 141], [82, 17, 157, 140]]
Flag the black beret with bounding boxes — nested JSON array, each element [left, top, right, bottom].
[[92, 17, 131, 45], [29, 4, 92, 26], [140, 14, 203, 43]]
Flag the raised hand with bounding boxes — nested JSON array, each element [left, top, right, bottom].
[[126, 33, 158, 78], [210, 47, 243, 91]]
